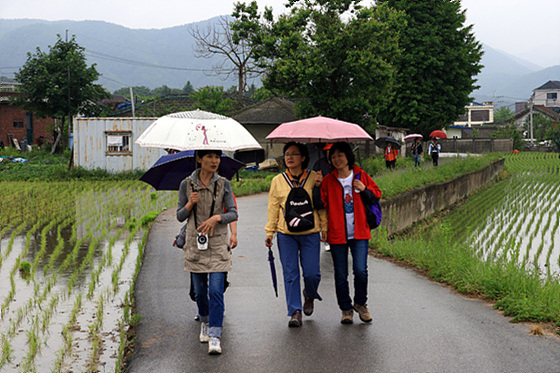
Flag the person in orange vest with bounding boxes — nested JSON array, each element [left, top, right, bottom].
[[383, 144, 399, 169]]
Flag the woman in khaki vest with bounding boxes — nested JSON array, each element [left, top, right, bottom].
[[177, 149, 238, 355]]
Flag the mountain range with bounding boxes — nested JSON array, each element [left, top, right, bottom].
[[1, 18, 558, 109]]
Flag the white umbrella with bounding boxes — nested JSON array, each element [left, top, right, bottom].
[[136, 109, 262, 152]]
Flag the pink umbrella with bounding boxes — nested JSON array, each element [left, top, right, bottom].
[[266, 116, 373, 143], [404, 134, 423, 142]]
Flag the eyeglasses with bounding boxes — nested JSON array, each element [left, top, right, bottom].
[[284, 153, 301, 158]]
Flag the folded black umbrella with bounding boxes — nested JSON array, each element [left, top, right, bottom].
[[267, 245, 278, 297], [140, 150, 244, 190]]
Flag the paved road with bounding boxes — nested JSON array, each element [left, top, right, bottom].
[[126, 193, 560, 373]]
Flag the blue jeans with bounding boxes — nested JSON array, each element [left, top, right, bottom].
[[192, 272, 226, 338], [414, 155, 421, 166], [329, 239, 369, 311], [277, 232, 322, 316]]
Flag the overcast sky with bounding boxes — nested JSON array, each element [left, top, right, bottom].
[[1, 0, 559, 67]]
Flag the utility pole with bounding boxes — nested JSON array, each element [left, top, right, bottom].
[[129, 87, 135, 117], [530, 100, 534, 145]]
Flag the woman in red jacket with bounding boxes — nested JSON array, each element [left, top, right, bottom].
[[315, 142, 382, 324]]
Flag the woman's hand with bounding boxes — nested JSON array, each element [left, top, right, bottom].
[[186, 191, 199, 211], [352, 179, 366, 192], [265, 235, 274, 248], [229, 233, 238, 249], [321, 231, 327, 242], [315, 170, 323, 187], [197, 215, 222, 237]]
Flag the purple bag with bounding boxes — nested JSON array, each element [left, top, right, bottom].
[[355, 172, 382, 230]]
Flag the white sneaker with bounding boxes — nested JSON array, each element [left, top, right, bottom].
[[199, 322, 210, 343], [208, 337, 222, 355], [324, 243, 330, 252]]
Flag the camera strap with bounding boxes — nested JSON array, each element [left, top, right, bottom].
[[193, 181, 218, 229]]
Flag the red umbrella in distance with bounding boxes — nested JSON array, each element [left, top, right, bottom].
[[429, 130, 447, 139]]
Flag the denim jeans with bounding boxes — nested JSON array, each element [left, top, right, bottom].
[[277, 232, 322, 316], [329, 239, 369, 311], [192, 272, 226, 338], [414, 155, 421, 167]]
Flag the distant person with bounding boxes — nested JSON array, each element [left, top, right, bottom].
[[411, 138, 423, 167], [383, 144, 399, 169], [428, 138, 441, 166]]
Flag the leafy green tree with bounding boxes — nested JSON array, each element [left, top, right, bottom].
[[182, 81, 195, 94], [494, 106, 515, 124], [524, 113, 554, 142], [376, 0, 483, 136], [491, 124, 524, 151], [15, 34, 108, 152], [152, 85, 182, 97], [190, 86, 235, 115], [232, 0, 405, 128], [545, 122, 560, 151]]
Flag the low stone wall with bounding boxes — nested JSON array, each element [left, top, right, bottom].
[[379, 158, 505, 235]]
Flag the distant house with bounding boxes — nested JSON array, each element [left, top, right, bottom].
[[515, 80, 560, 116], [453, 101, 494, 127], [531, 80, 560, 114], [0, 82, 54, 149], [231, 97, 297, 159], [514, 105, 560, 128]]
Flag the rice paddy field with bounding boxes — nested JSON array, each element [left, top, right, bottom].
[[373, 152, 560, 325], [0, 181, 175, 372], [452, 152, 560, 276]]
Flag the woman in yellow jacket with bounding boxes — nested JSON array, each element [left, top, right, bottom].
[[265, 142, 327, 327]]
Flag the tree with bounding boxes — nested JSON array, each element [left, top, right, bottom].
[[525, 113, 555, 142], [15, 34, 108, 153], [190, 86, 235, 115], [494, 106, 515, 124], [189, 15, 263, 106], [232, 0, 405, 129], [491, 124, 524, 151], [182, 81, 195, 94], [545, 122, 560, 151], [376, 0, 483, 136]]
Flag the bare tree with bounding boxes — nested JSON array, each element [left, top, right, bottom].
[[189, 16, 262, 106]]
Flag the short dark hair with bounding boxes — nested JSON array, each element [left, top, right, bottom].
[[329, 142, 355, 169], [282, 141, 309, 169], [197, 149, 221, 159]]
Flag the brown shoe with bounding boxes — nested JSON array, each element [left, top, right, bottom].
[[303, 291, 314, 316], [341, 309, 354, 324], [289, 310, 302, 327], [353, 303, 372, 323]]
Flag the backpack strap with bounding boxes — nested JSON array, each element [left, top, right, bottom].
[[283, 170, 310, 188]]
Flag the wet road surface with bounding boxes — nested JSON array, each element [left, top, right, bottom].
[[126, 193, 560, 373]]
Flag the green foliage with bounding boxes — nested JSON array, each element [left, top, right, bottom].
[[14, 34, 109, 120], [190, 86, 235, 115], [140, 212, 159, 228], [494, 106, 515, 124], [491, 124, 524, 150], [377, 0, 484, 136], [545, 122, 560, 151], [182, 81, 195, 94], [232, 0, 406, 127], [19, 261, 31, 275], [525, 113, 555, 142]]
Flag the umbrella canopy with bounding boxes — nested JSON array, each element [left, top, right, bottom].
[[266, 116, 373, 143], [136, 109, 262, 152], [375, 136, 401, 149], [404, 134, 423, 142], [429, 130, 447, 139], [139, 150, 244, 190], [267, 246, 278, 297]]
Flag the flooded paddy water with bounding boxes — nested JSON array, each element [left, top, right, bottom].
[[0, 181, 175, 372], [456, 153, 560, 277]]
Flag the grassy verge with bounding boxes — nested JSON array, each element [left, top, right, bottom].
[[370, 152, 560, 329]]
